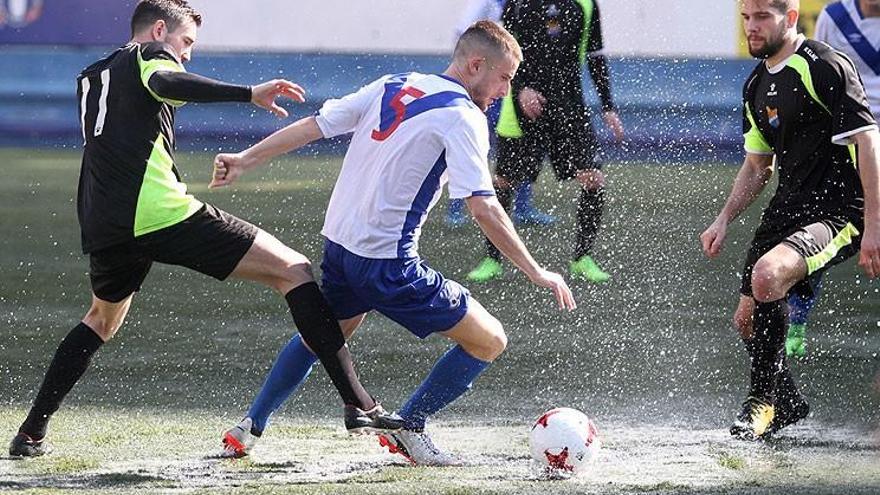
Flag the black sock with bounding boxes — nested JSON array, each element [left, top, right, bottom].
[[575, 187, 605, 260], [19, 323, 104, 439], [285, 282, 374, 409], [749, 299, 788, 403], [775, 357, 802, 408], [486, 185, 514, 261]]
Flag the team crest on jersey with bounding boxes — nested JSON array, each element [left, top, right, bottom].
[[546, 4, 561, 37], [767, 83, 777, 97], [766, 106, 780, 128]]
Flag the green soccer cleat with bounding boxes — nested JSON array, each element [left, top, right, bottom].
[[569, 255, 610, 283], [467, 257, 503, 282], [785, 324, 806, 358]]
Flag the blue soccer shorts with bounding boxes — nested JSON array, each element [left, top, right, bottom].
[[320, 240, 470, 338]]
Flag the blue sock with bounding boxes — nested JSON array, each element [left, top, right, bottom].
[[247, 334, 317, 434], [787, 280, 822, 325], [448, 198, 464, 216], [515, 182, 533, 213], [398, 345, 490, 430]]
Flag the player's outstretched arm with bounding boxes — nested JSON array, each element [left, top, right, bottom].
[[466, 195, 576, 310], [210, 116, 323, 188], [700, 152, 773, 258], [148, 72, 304, 116], [853, 130, 880, 278]]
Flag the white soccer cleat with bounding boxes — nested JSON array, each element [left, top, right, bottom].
[[220, 417, 259, 459], [378, 429, 463, 467]]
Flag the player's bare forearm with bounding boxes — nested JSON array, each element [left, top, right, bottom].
[[854, 130, 880, 226], [701, 153, 772, 258], [467, 195, 576, 310], [717, 153, 774, 224], [211, 117, 323, 188], [466, 196, 541, 279], [853, 130, 880, 277], [244, 116, 323, 165]]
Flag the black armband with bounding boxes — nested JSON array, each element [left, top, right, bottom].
[[148, 71, 252, 103], [587, 54, 615, 112]]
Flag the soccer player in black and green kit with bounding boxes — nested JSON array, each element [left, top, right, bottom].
[[702, 0, 880, 440], [467, 0, 624, 284], [8, 0, 401, 458]]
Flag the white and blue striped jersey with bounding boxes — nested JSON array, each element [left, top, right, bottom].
[[815, 0, 880, 117], [316, 72, 494, 259]]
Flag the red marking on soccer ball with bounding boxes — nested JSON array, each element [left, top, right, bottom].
[[534, 408, 562, 429], [544, 446, 573, 471]]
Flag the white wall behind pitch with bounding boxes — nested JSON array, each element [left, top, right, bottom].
[[189, 0, 739, 58]]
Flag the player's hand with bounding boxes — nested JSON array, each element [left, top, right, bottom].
[[857, 224, 880, 278], [518, 87, 546, 121], [529, 268, 577, 311], [700, 217, 728, 258], [210, 152, 257, 188], [251, 79, 306, 118], [603, 110, 624, 143]]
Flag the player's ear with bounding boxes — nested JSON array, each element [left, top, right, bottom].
[[151, 19, 167, 41], [785, 8, 798, 30], [469, 56, 484, 75]]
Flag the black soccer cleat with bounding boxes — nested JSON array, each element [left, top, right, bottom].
[[764, 396, 810, 438], [344, 402, 405, 435], [9, 432, 53, 457]]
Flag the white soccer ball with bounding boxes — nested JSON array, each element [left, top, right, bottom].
[[528, 407, 601, 475]]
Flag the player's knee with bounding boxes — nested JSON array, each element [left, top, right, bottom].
[[273, 260, 316, 293], [82, 311, 123, 341], [483, 321, 508, 361], [494, 175, 513, 191], [577, 170, 605, 190], [751, 259, 785, 302], [732, 311, 753, 339]]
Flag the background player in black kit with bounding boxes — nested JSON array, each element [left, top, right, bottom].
[[701, 0, 880, 441], [467, 0, 624, 284], [9, 0, 401, 458]]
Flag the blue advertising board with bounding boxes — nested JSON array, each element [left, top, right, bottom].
[[0, 0, 135, 45]]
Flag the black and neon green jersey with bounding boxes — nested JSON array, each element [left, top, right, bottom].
[[75, 42, 252, 254], [502, 0, 602, 100], [743, 37, 877, 229]]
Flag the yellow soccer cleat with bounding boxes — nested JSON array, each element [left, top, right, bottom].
[[730, 396, 775, 441]]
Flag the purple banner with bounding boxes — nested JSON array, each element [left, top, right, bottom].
[[0, 0, 136, 45]]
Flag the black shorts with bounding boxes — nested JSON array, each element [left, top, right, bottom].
[[89, 204, 258, 303], [496, 98, 601, 185], [740, 217, 861, 298]]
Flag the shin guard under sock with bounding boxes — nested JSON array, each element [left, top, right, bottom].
[[575, 187, 605, 259], [20, 322, 104, 439], [247, 334, 317, 434], [284, 283, 373, 409], [398, 345, 490, 431], [749, 299, 788, 402]]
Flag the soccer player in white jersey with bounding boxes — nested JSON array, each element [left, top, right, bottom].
[[211, 20, 576, 466], [781, 0, 880, 358]]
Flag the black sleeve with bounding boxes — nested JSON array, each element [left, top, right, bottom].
[[148, 71, 252, 103], [587, 55, 614, 111], [140, 41, 251, 104], [814, 50, 877, 141], [502, 0, 528, 97], [587, 1, 604, 53]]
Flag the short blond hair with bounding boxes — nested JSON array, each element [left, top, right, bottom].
[[453, 20, 523, 63]]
